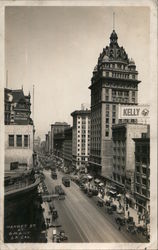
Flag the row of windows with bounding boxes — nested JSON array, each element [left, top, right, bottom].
[[135, 176, 149, 186], [105, 71, 136, 79], [104, 63, 135, 71], [136, 166, 150, 175], [135, 185, 149, 197], [8, 134, 29, 147], [78, 134, 90, 138], [113, 173, 125, 184]]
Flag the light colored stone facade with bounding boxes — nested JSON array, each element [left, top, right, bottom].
[[5, 125, 33, 171]]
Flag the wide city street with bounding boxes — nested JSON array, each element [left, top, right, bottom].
[[43, 168, 146, 243]]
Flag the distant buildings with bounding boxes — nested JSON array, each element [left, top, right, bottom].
[[112, 123, 148, 195], [4, 88, 34, 171], [89, 30, 140, 179], [71, 109, 91, 171], [34, 136, 41, 152], [4, 88, 33, 125], [51, 122, 70, 154], [63, 127, 72, 172]]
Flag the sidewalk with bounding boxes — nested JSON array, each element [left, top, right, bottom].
[[41, 201, 53, 242], [97, 188, 144, 227]]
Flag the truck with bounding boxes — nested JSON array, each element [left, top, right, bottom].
[[62, 176, 70, 187]]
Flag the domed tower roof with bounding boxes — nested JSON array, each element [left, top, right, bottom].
[[97, 30, 129, 66], [110, 30, 118, 45]]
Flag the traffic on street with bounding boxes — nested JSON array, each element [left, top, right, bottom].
[[38, 155, 148, 243]]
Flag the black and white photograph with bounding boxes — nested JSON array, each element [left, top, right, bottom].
[[0, 1, 157, 249]]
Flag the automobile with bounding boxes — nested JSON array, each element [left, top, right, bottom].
[[126, 216, 134, 224], [115, 214, 126, 226], [62, 176, 70, 187], [58, 230, 68, 241], [79, 183, 85, 190], [110, 204, 117, 211], [97, 199, 104, 207], [105, 200, 111, 206], [52, 208, 58, 220], [51, 171, 57, 179], [91, 189, 98, 196], [127, 224, 137, 234], [87, 190, 93, 197], [55, 185, 65, 195], [136, 225, 147, 235], [52, 234, 60, 243], [107, 206, 113, 214]]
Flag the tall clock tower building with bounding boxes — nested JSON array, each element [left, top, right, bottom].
[[89, 30, 140, 179]]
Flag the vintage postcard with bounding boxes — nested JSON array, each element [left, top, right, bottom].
[[0, 0, 157, 250]]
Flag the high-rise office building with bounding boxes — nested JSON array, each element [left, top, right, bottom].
[[89, 30, 140, 179]]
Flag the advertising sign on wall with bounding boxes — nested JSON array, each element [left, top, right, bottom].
[[118, 104, 150, 119]]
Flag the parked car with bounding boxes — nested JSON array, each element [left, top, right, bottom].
[[87, 190, 93, 197], [105, 200, 111, 206], [126, 216, 134, 224], [55, 185, 65, 196], [90, 189, 98, 196], [136, 225, 147, 235], [97, 199, 104, 207], [58, 230, 68, 241], [107, 206, 113, 214], [52, 208, 58, 220], [115, 214, 126, 226], [110, 204, 117, 211]]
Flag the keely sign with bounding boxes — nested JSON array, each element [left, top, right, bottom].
[[118, 105, 150, 119]]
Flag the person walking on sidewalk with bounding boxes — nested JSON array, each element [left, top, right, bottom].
[[128, 210, 130, 218]]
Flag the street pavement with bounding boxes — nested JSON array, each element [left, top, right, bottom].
[[43, 169, 147, 243]]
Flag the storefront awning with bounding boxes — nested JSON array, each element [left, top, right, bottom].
[[87, 175, 93, 179], [109, 191, 117, 195], [117, 194, 121, 197], [94, 179, 101, 184]]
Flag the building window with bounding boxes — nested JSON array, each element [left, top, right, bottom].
[[9, 135, 14, 147], [16, 135, 22, 147], [106, 104, 110, 110], [112, 105, 116, 111], [124, 91, 129, 96], [24, 135, 29, 147], [118, 91, 123, 96], [132, 75, 135, 79], [112, 90, 116, 96], [106, 118, 109, 123], [106, 131, 109, 137], [112, 118, 115, 124]]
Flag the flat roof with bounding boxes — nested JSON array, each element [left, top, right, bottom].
[[71, 110, 91, 116]]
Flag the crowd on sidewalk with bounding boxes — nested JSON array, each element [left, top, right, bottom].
[[79, 175, 147, 229]]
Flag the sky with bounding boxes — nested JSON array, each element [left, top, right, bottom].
[[5, 6, 150, 140]]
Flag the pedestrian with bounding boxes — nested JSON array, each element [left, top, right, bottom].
[[128, 211, 130, 218]]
